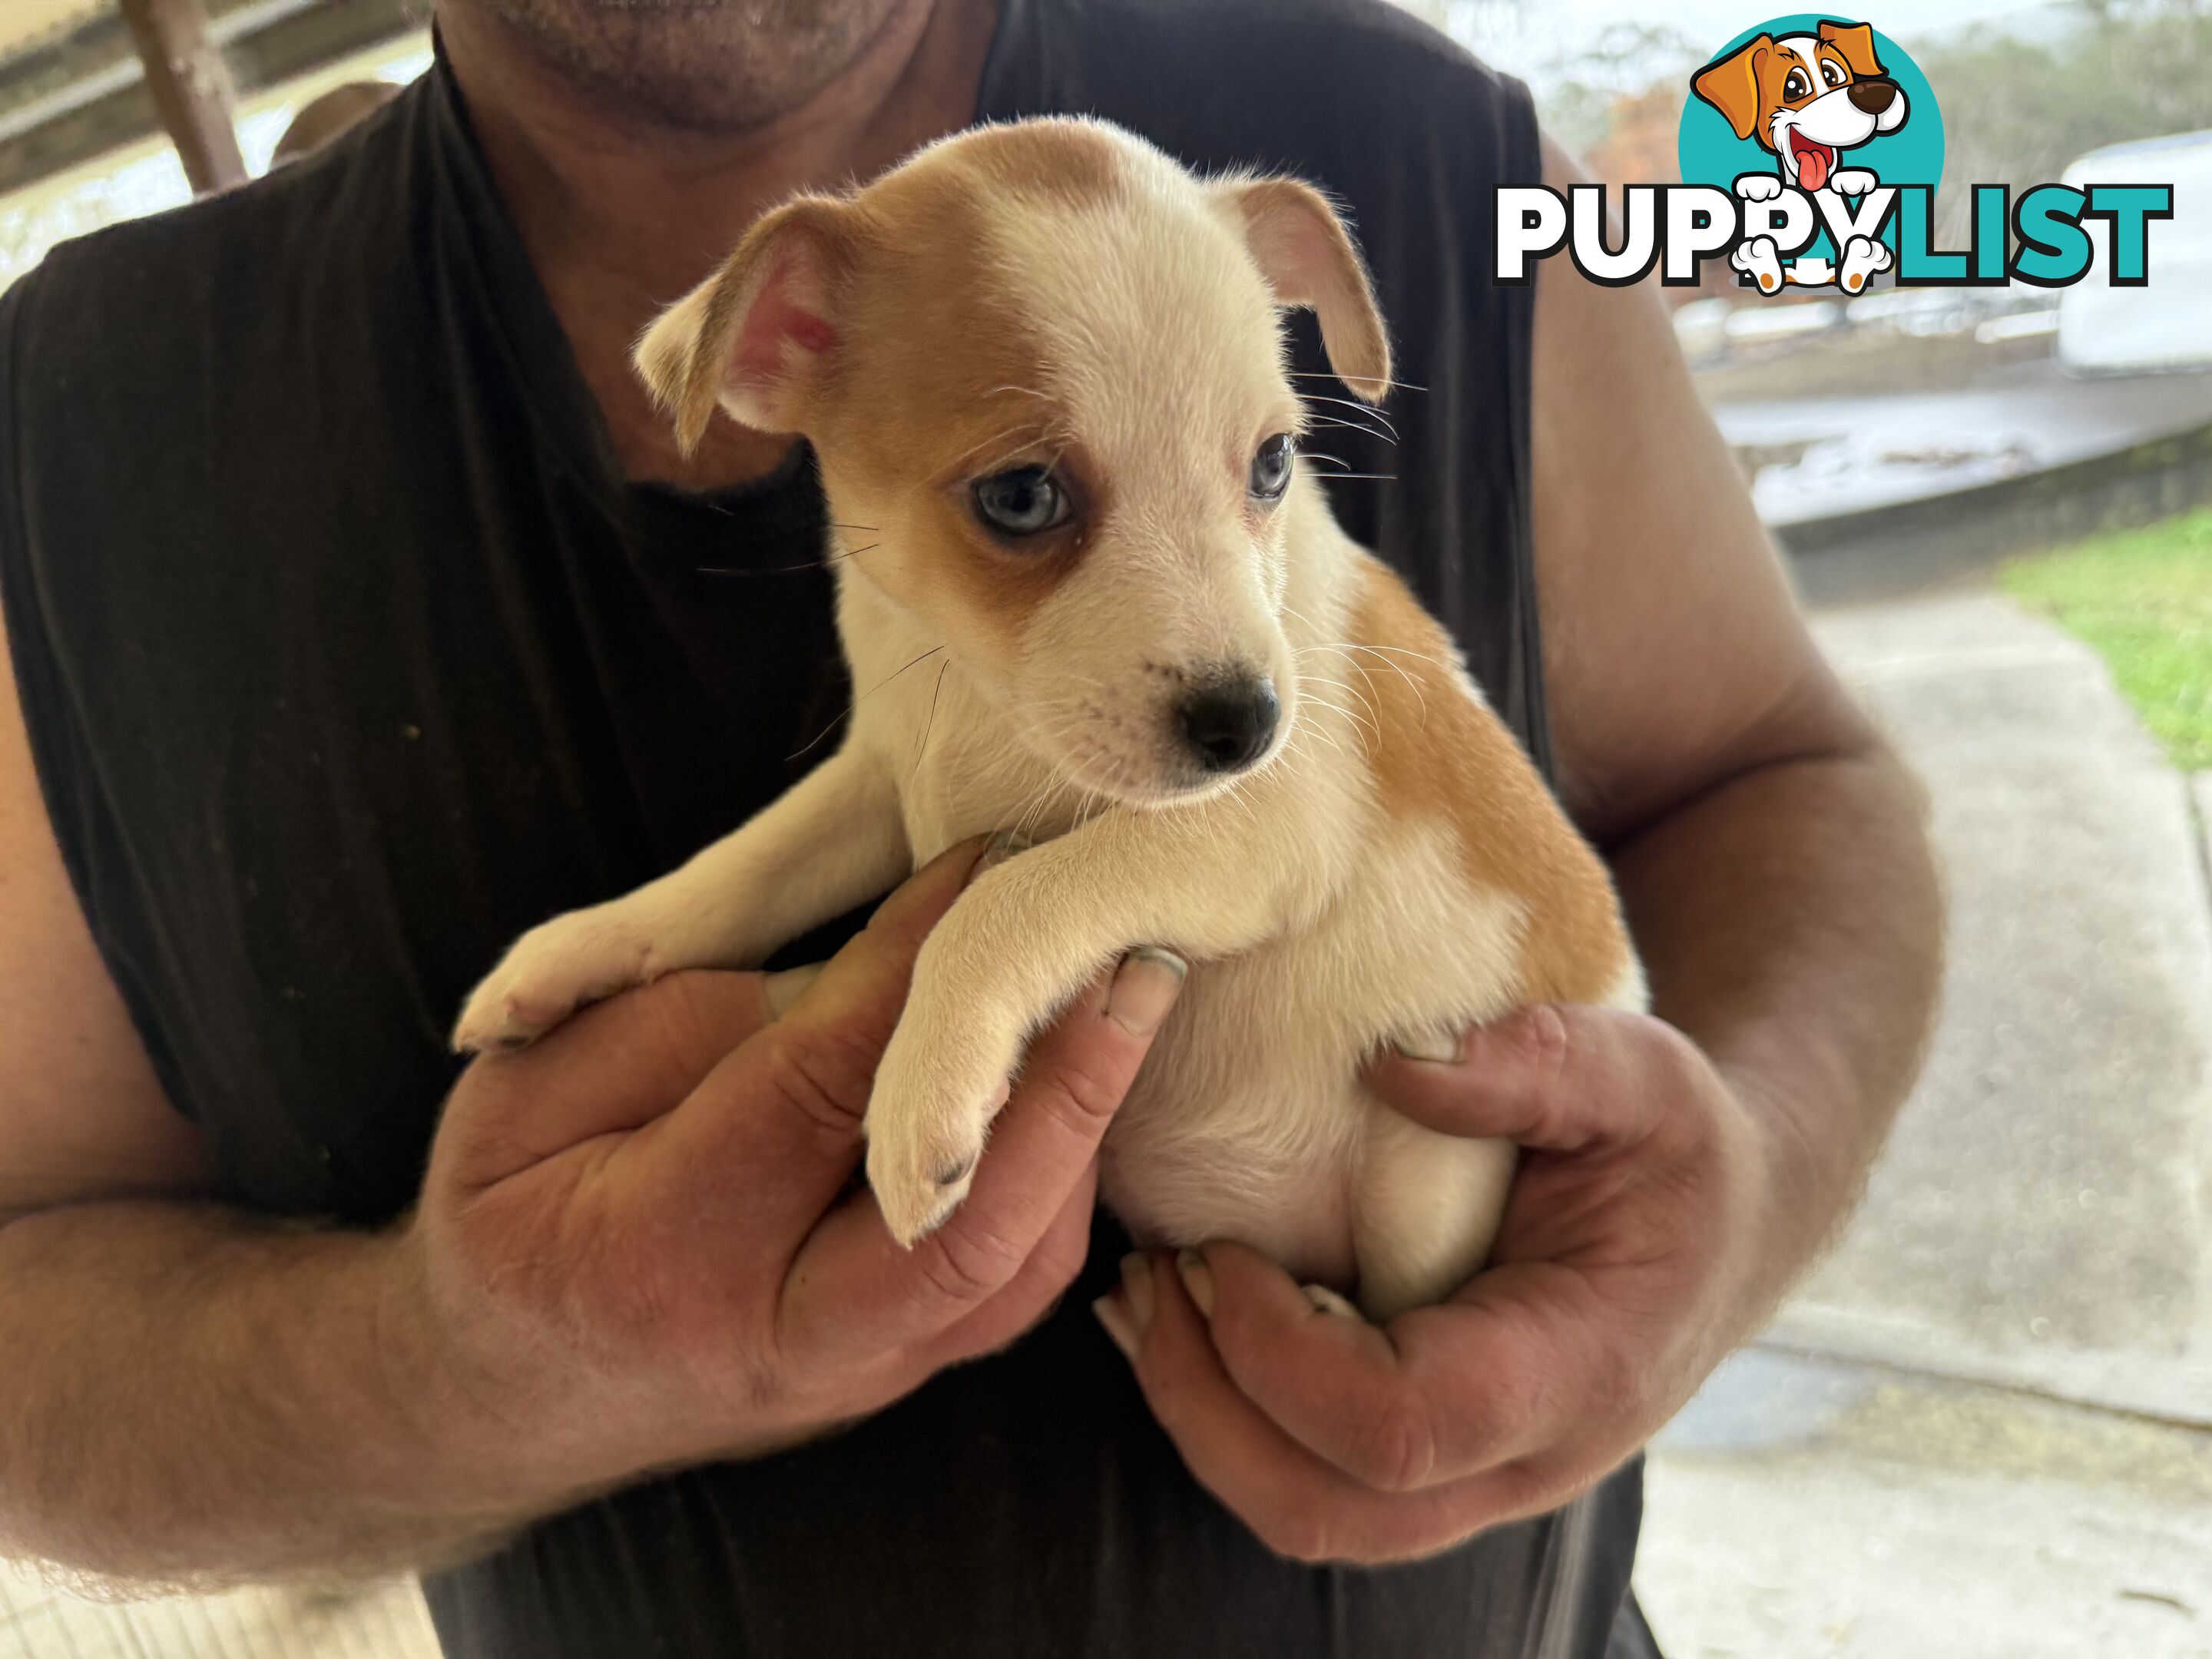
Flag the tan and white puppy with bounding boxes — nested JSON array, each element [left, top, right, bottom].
[[452, 118, 1644, 1321]]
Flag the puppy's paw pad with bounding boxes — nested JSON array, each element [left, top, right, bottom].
[[451, 992, 562, 1055], [449, 911, 657, 1054], [863, 1008, 1022, 1243], [1303, 1283, 1364, 1320], [865, 1132, 985, 1247]]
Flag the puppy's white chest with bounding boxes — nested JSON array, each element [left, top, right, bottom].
[[849, 641, 1080, 863]]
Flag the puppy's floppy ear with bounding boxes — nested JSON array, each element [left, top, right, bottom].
[[633, 197, 853, 454], [1818, 19, 1884, 79], [1692, 35, 1773, 141], [1218, 177, 1392, 404]]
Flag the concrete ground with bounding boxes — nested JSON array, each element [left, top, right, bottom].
[[9, 588, 2204, 1658], [0, 1560, 435, 1658], [1637, 589, 2212, 1658]]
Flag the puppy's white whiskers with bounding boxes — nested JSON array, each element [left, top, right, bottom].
[[1287, 369, 1428, 393], [1302, 414, 1398, 447], [1296, 392, 1399, 439], [1337, 644, 1433, 725], [909, 660, 953, 783]]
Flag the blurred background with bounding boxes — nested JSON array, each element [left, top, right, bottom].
[[0, 2, 2206, 1656]]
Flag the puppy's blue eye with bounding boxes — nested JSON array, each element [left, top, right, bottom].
[[1250, 434, 1295, 501], [972, 465, 1071, 537]]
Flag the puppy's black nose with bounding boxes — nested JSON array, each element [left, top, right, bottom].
[[1848, 78, 1897, 114], [1178, 678, 1280, 774]]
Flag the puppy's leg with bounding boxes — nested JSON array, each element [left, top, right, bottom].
[[452, 745, 906, 1051], [1351, 1107, 1516, 1323], [863, 806, 1295, 1243]]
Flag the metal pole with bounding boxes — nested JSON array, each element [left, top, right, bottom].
[[115, 0, 247, 195]]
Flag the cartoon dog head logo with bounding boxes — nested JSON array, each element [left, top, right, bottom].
[[1677, 16, 1944, 293], [1692, 21, 1908, 196]]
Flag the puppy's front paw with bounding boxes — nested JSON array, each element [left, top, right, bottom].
[[452, 906, 661, 1053], [1303, 1283, 1363, 1320], [863, 1010, 1019, 1246], [1733, 171, 1783, 203], [1830, 167, 1879, 197]]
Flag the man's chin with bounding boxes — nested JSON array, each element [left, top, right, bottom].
[[462, 0, 914, 131]]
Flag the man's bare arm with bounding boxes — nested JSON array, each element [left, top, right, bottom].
[[0, 617, 532, 1578], [1530, 134, 1942, 1302], [0, 611, 1181, 1583]]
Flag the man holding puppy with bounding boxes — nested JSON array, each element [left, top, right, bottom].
[[0, 0, 1939, 1654]]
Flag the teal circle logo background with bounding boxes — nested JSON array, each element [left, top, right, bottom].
[[1677, 16, 1945, 258]]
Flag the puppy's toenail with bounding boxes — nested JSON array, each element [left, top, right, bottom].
[[495, 1034, 532, 1052], [934, 1156, 975, 1187]]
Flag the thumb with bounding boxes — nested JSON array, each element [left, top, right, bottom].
[[1365, 1004, 1678, 1153], [442, 969, 778, 1189]]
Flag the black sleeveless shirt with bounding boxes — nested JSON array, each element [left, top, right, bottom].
[[0, 1, 1652, 1652]]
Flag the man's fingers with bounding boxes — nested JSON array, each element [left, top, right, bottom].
[[1193, 1241, 1588, 1492], [1366, 1003, 1689, 1153], [588, 842, 992, 1245], [783, 949, 1180, 1360], [445, 969, 776, 1184], [909, 1159, 1101, 1372], [449, 843, 985, 1187], [1124, 1248, 1517, 1565]]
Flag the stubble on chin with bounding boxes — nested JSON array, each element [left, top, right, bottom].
[[449, 0, 915, 131]]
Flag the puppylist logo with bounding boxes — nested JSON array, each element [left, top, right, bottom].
[[1494, 15, 2174, 294]]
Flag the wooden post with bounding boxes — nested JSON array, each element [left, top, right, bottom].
[[116, 0, 247, 195]]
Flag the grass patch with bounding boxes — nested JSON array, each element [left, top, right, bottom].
[[2000, 507, 2212, 773]]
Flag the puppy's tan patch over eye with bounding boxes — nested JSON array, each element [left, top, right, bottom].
[[1250, 434, 1295, 502], [972, 465, 1072, 538]]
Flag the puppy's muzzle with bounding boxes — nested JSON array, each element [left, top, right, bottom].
[[1177, 672, 1280, 776], [1848, 78, 1899, 114]]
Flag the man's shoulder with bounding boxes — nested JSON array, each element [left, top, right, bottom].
[[6, 87, 422, 409]]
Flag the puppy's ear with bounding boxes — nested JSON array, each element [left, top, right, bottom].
[[1692, 35, 1773, 141], [634, 197, 853, 454], [1219, 177, 1392, 404], [1818, 19, 1884, 79]]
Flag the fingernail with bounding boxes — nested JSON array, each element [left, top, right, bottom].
[[1092, 1295, 1138, 1361], [763, 961, 825, 1018], [1118, 1252, 1156, 1333], [974, 830, 1031, 879], [1176, 1247, 1215, 1318], [1106, 946, 1187, 1038], [1390, 1028, 1462, 1065]]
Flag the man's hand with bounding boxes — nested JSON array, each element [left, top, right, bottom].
[[1093, 1005, 1773, 1565], [399, 838, 1186, 1514]]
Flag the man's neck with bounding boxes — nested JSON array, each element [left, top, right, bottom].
[[442, 0, 998, 491]]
